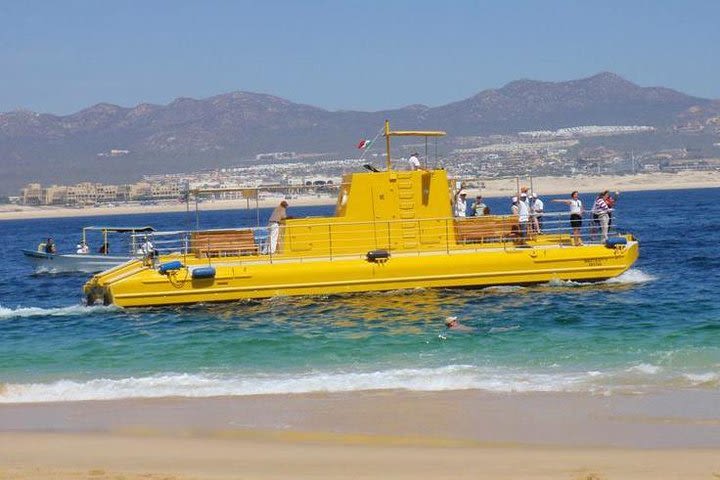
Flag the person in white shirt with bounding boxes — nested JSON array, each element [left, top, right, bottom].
[[408, 152, 421, 170], [553, 191, 584, 246], [76, 241, 89, 254], [531, 193, 544, 233], [518, 193, 531, 238], [454, 190, 467, 217], [138, 238, 156, 257]]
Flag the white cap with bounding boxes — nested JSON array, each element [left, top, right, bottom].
[[511, 196, 518, 202], [458, 190, 467, 196], [532, 192, 538, 198], [520, 192, 527, 198]]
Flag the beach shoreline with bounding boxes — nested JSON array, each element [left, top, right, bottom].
[[1, 170, 718, 221], [2, 389, 719, 479]]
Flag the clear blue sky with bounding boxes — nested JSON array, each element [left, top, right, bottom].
[[1, 0, 718, 114]]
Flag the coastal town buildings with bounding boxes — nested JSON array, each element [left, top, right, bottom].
[[15, 124, 720, 206]]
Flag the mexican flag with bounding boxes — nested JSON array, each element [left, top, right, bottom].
[[357, 139, 373, 150]]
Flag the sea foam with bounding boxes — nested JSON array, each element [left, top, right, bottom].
[[2, 362, 716, 404], [0, 303, 117, 320], [0, 366, 606, 403], [604, 268, 657, 284]]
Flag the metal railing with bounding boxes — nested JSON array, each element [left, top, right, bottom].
[[131, 210, 626, 266]]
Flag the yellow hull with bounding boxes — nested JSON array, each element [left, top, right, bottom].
[[84, 236, 638, 308]]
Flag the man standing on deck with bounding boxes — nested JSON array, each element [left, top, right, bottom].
[[518, 193, 531, 238], [454, 190, 468, 217], [408, 152, 421, 170], [531, 193, 544, 233], [267, 200, 291, 254]]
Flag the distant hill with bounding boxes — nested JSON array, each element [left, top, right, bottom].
[[0, 72, 716, 194]]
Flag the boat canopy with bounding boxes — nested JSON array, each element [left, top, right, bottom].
[[383, 120, 446, 170]]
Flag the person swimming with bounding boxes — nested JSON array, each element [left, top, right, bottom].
[[444, 316, 474, 332]]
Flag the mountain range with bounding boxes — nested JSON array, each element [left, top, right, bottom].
[[1, 72, 718, 194]]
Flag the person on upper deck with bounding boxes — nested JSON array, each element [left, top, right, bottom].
[[98, 242, 109, 254], [518, 193, 531, 238], [471, 195, 487, 216], [592, 190, 611, 242], [267, 200, 292, 254], [553, 191, 584, 246], [510, 196, 519, 216], [531, 193, 544, 233], [606, 191, 619, 227], [408, 152, 422, 171], [454, 190, 468, 217]]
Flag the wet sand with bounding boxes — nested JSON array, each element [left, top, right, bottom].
[[2, 389, 719, 479], [1, 170, 718, 221]]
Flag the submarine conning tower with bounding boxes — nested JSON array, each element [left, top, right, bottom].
[[280, 121, 454, 256]]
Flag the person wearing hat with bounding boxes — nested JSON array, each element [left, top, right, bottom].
[[444, 316, 473, 332], [518, 193, 531, 239], [471, 195, 487, 216], [266, 200, 292, 254], [531, 192, 544, 233], [454, 189, 468, 217], [408, 152, 421, 170]]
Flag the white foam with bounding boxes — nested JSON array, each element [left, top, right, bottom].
[[626, 363, 662, 375], [603, 268, 656, 284], [683, 372, 719, 386], [546, 278, 582, 287], [0, 303, 117, 320], [3, 362, 715, 404], [484, 285, 525, 293], [0, 366, 607, 403]]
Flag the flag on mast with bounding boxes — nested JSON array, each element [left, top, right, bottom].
[[357, 139, 373, 150]]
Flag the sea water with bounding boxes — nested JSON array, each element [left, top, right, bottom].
[[0, 189, 718, 403]]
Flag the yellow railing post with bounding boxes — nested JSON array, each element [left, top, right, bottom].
[[385, 120, 391, 170]]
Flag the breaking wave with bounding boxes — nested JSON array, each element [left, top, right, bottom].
[[2, 363, 717, 403]]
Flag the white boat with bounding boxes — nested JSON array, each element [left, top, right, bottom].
[[23, 226, 154, 274], [22, 250, 132, 274]]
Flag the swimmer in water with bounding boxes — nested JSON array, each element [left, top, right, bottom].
[[444, 316, 474, 332]]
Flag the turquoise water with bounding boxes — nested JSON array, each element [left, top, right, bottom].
[[0, 189, 718, 402]]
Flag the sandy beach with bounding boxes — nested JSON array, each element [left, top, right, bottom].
[[2, 390, 719, 479], [1, 170, 718, 221]]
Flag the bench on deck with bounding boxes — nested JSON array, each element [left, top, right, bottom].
[[191, 229, 259, 257], [454, 216, 520, 244]]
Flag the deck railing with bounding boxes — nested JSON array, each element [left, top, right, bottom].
[[132, 211, 625, 266]]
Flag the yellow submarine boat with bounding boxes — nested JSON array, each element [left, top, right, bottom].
[[84, 122, 639, 308]]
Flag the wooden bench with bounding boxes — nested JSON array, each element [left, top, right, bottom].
[[454, 216, 520, 244], [190, 230, 259, 257]]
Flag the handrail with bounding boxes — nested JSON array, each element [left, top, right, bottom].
[[132, 210, 627, 266]]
